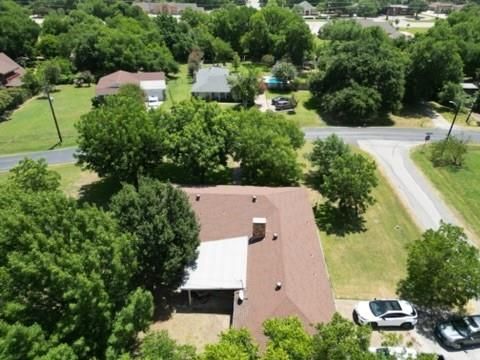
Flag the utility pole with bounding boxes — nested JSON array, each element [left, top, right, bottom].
[[445, 100, 460, 142], [465, 91, 480, 125], [45, 86, 63, 144]]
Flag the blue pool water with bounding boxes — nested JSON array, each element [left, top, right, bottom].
[[263, 76, 282, 85]]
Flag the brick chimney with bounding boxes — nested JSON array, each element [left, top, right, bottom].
[[252, 217, 267, 239]]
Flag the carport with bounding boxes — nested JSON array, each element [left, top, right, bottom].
[[180, 236, 248, 305]]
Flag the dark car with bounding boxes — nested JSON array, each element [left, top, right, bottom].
[[271, 96, 290, 105], [435, 315, 480, 350]]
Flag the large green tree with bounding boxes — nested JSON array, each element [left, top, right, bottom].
[[310, 135, 378, 216], [229, 69, 260, 107], [8, 158, 60, 192], [158, 100, 236, 183], [138, 331, 197, 360], [110, 178, 200, 290], [397, 222, 480, 310], [311, 26, 407, 124], [76, 88, 165, 184], [0, 0, 40, 58], [0, 181, 152, 359], [312, 313, 374, 360], [234, 110, 304, 186]]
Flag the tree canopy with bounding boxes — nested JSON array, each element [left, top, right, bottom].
[[110, 178, 200, 290], [397, 222, 480, 310]]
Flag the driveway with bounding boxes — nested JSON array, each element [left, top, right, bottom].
[[336, 299, 480, 359]]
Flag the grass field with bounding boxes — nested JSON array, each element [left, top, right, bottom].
[[389, 103, 433, 128], [266, 90, 325, 127], [164, 64, 192, 108], [430, 101, 479, 128], [299, 142, 421, 299], [400, 27, 429, 35], [0, 163, 92, 196], [412, 146, 480, 243], [0, 85, 94, 155]]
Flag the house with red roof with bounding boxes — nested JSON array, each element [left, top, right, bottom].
[[180, 186, 336, 344], [0, 53, 25, 88]]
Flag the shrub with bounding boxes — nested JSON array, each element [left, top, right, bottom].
[[261, 54, 275, 67], [0, 88, 30, 120], [430, 136, 468, 168]]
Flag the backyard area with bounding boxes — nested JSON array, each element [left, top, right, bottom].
[[164, 64, 191, 108], [0, 85, 94, 155], [299, 142, 421, 299], [412, 145, 480, 242]]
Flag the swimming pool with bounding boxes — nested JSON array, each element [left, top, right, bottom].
[[263, 75, 284, 87]]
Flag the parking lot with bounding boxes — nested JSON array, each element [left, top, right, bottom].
[[335, 299, 480, 360]]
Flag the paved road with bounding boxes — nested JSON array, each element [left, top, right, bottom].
[[0, 147, 76, 172], [1, 127, 480, 172]]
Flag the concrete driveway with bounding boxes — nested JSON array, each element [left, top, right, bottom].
[[336, 299, 480, 359]]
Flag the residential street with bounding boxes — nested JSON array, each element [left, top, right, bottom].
[[2, 127, 480, 172]]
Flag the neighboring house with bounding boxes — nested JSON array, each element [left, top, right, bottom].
[[295, 1, 318, 16], [133, 1, 204, 15], [428, 2, 464, 13], [385, 4, 413, 16], [180, 186, 336, 344], [191, 67, 232, 101], [355, 18, 403, 39], [0, 53, 25, 88], [95, 70, 166, 108]]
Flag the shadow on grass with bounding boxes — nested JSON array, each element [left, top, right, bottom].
[[78, 177, 122, 209], [314, 202, 366, 236]]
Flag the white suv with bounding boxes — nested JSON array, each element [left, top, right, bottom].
[[353, 299, 418, 329]]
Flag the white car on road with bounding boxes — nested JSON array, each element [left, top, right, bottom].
[[353, 299, 418, 329]]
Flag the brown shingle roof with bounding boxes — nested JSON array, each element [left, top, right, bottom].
[[183, 186, 336, 344], [95, 70, 165, 96], [0, 52, 25, 87]]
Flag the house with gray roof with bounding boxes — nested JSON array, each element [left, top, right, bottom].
[[191, 67, 232, 102], [355, 18, 403, 39], [295, 1, 318, 16]]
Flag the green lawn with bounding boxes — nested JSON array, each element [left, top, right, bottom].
[[164, 64, 192, 108], [430, 101, 479, 128], [412, 146, 480, 244], [0, 85, 94, 155], [299, 142, 421, 299], [266, 90, 325, 127], [399, 27, 429, 35], [389, 103, 433, 128], [0, 163, 89, 195]]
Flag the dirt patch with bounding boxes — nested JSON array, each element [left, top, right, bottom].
[[67, 171, 99, 198], [149, 312, 230, 351]]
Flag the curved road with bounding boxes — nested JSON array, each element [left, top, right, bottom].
[[1, 127, 479, 172]]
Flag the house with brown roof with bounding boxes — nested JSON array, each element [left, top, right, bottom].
[[180, 186, 336, 343], [0, 53, 25, 88], [133, 1, 204, 15], [95, 70, 166, 108]]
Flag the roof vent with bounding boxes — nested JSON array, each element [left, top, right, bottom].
[[252, 195, 257, 203], [275, 282, 282, 291], [273, 233, 278, 240], [196, 194, 201, 201], [252, 217, 267, 239]]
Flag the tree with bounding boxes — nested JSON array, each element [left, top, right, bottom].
[[234, 110, 304, 186], [229, 69, 260, 107], [21, 68, 41, 95], [397, 222, 480, 310], [187, 48, 203, 78], [438, 81, 467, 108], [0, 185, 146, 359], [8, 158, 60, 192], [74, 71, 95, 87], [158, 100, 236, 183], [309, 135, 378, 216], [232, 52, 241, 71], [356, 0, 380, 17], [312, 313, 373, 360], [263, 317, 313, 360], [322, 83, 382, 125], [429, 136, 468, 168], [271, 62, 297, 84], [110, 178, 200, 290], [405, 36, 463, 102], [212, 37, 235, 64], [202, 328, 259, 360], [0, 0, 40, 58], [106, 289, 154, 360], [312, 28, 407, 123], [75, 91, 165, 183], [139, 331, 197, 360]]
